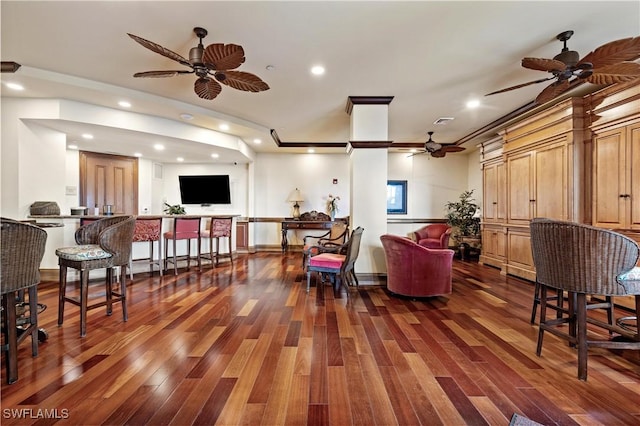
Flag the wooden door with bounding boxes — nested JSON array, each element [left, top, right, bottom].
[[592, 128, 626, 228], [80, 151, 138, 215], [483, 163, 498, 221], [534, 142, 567, 220]]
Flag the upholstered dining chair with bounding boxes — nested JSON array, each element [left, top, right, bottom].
[[306, 226, 363, 293], [164, 217, 202, 275], [413, 224, 452, 249], [129, 216, 163, 278], [530, 218, 640, 380], [200, 217, 233, 267], [302, 221, 348, 268], [1, 218, 47, 384], [56, 216, 136, 337], [380, 234, 454, 298]]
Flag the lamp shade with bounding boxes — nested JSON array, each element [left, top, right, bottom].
[[288, 188, 304, 202]]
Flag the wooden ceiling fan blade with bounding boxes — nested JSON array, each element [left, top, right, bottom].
[[485, 76, 555, 96], [522, 57, 566, 72], [194, 77, 222, 100], [217, 71, 270, 92], [535, 80, 570, 105], [203, 43, 246, 71], [586, 62, 640, 85], [430, 150, 446, 158], [442, 146, 466, 153], [579, 36, 640, 69], [133, 70, 193, 78], [128, 33, 191, 67]]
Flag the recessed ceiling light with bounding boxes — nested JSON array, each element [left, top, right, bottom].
[[154, 144, 164, 151], [466, 99, 480, 109], [133, 152, 142, 157], [219, 124, 229, 131], [253, 138, 262, 144], [307, 148, 315, 153], [180, 113, 193, 120], [176, 157, 184, 162], [68, 144, 78, 150], [118, 101, 131, 108], [6, 82, 24, 91], [81, 133, 94, 140], [211, 153, 220, 159], [311, 65, 325, 76]]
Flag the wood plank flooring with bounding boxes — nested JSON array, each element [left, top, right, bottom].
[[2, 253, 640, 425]]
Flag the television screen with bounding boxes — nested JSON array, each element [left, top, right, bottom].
[[179, 175, 231, 205]]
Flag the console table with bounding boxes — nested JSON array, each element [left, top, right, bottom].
[[281, 219, 346, 252]]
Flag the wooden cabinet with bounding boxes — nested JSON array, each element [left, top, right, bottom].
[[483, 159, 506, 223], [479, 224, 506, 269], [592, 122, 640, 230]]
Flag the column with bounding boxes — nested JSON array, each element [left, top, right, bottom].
[[345, 96, 393, 278]]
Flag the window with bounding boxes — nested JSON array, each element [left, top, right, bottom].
[[387, 180, 407, 214]]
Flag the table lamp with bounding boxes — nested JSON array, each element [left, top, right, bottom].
[[288, 188, 304, 219]]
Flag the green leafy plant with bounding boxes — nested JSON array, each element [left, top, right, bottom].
[[163, 202, 186, 215], [445, 190, 480, 238]]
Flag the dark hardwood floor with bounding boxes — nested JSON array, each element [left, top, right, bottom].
[[2, 253, 639, 425]]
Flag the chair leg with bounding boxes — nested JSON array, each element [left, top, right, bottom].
[[58, 266, 67, 326], [227, 236, 233, 264], [531, 281, 540, 324], [576, 293, 588, 381], [536, 285, 548, 356], [306, 270, 312, 293], [28, 286, 38, 357], [80, 271, 89, 337], [173, 238, 178, 275], [105, 268, 113, 316], [2, 292, 18, 384], [120, 266, 128, 322], [196, 236, 202, 271]]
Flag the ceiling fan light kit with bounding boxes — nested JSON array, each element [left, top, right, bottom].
[[128, 27, 269, 100], [485, 31, 640, 105], [410, 131, 466, 158]]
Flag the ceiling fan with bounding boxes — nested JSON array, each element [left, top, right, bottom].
[[485, 31, 640, 105], [128, 27, 269, 100], [411, 131, 466, 158]]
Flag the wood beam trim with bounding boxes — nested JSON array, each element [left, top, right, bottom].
[[345, 96, 394, 115]]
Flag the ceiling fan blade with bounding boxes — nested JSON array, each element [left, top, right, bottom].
[[485, 76, 555, 96], [578, 36, 640, 69], [522, 57, 566, 72], [203, 43, 246, 71], [431, 150, 446, 158], [133, 70, 193, 78], [216, 70, 270, 92], [194, 77, 222, 100], [535, 80, 570, 105], [441, 145, 466, 153], [128, 33, 191, 67], [586, 62, 640, 85]]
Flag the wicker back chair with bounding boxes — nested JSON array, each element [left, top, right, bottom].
[[530, 218, 640, 380], [1, 218, 47, 383], [56, 216, 136, 337], [302, 221, 349, 268]]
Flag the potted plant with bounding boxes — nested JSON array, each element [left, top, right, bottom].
[[445, 190, 481, 257], [163, 202, 186, 215]]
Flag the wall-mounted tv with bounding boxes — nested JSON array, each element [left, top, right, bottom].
[[179, 175, 231, 205]]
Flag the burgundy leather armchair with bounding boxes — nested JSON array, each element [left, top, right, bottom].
[[413, 224, 452, 249], [380, 234, 454, 297]]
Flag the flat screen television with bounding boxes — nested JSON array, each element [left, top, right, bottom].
[[179, 175, 231, 205]]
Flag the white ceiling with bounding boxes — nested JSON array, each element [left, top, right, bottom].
[[1, 1, 639, 163]]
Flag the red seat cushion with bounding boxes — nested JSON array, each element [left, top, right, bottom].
[[309, 253, 345, 269]]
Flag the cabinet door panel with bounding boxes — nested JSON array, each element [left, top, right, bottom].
[[535, 143, 567, 220], [483, 164, 497, 221], [507, 153, 533, 222], [497, 162, 506, 220], [630, 124, 640, 229], [593, 129, 625, 228]]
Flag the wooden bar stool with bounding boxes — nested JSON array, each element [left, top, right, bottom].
[[129, 216, 163, 278], [163, 217, 202, 275], [200, 217, 233, 267]]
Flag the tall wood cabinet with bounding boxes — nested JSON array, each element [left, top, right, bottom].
[[479, 136, 506, 269]]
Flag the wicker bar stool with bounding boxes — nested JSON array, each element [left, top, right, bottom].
[[56, 216, 136, 337], [200, 217, 233, 267], [1, 218, 47, 384]]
